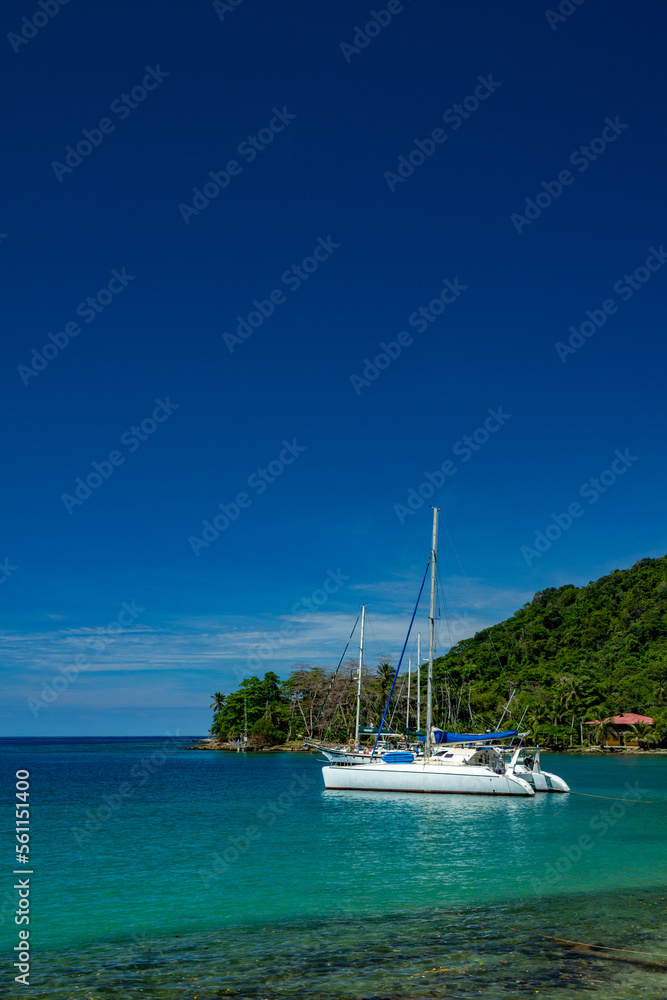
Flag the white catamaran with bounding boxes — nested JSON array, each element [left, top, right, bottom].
[[321, 508, 570, 797]]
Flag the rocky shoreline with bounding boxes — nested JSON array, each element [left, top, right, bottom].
[[184, 737, 311, 753]]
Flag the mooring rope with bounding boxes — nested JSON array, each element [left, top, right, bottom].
[[569, 790, 654, 803]]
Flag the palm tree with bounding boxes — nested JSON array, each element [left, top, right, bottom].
[[526, 710, 543, 743], [593, 720, 615, 747], [557, 674, 597, 712], [376, 661, 393, 719], [630, 723, 655, 749], [557, 675, 577, 709], [654, 680, 667, 705], [209, 692, 225, 713]]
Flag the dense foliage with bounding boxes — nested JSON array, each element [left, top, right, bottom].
[[210, 557, 667, 748], [210, 672, 292, 746], [434, 556, 667, 746], [209, 663, 396, 745]]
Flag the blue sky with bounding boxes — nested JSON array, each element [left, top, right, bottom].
[[2, 0, 666, 736]]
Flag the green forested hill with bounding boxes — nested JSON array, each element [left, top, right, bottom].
[[434, 555, 667, 743], [210, 557, 667, 748]]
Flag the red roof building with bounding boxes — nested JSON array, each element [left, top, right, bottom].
[[584, 713, 653, 726], [608, 713, 653, 726]]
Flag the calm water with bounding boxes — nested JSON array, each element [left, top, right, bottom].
[[1, 738, 667, 998]]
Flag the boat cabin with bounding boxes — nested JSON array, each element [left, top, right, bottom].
[[432, 745, 505, 769]]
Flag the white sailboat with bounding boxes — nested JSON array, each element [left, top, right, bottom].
[[321, 508, 570, 797], [313, 605, 397, 764]]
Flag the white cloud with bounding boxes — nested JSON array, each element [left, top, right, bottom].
[[0, 576, 530, 682]]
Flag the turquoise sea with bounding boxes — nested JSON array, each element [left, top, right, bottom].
[[2, 738, 667, 998]]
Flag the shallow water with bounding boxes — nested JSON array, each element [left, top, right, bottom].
[[2, 738, 666, 998]]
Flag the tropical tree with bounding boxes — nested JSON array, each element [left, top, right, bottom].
[[593, 720, 616, 747], [376, 660, 394, 718], [557, 675, 578, 709], [209, 692, 225, 713], [557, 674, 597, 711], [248, 716, 286, 747], [526, 710, 543, 743], [289, 665, 329, 734], [630, 723, 655, 749]]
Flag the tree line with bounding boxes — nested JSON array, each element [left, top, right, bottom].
[[209, 661, 403, 747]]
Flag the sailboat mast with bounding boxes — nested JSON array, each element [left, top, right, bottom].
[[354, 604, 365, 746], [406, 657, 411, 740], [417, 633, 421, 734], [497, 688, 516, 731], [425, 507, 439, 760]]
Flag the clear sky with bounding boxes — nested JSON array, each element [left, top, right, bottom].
[[2, 0, 666, 736]]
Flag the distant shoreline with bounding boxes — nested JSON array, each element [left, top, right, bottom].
[[186, 737, 667, 756]]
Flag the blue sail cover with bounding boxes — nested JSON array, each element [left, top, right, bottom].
[[434, 728, 518, 744]]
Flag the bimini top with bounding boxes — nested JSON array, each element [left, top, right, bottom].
[[433, 728, 519, 744]]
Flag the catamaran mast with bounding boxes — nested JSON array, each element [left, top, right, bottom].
[[425, 507, 439, 760], [416, 632, 421, 734], [354, 604, 365, 746]]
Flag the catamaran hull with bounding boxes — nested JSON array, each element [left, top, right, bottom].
[[322, 763, 534, 796], [515, 769, 570, 793]]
